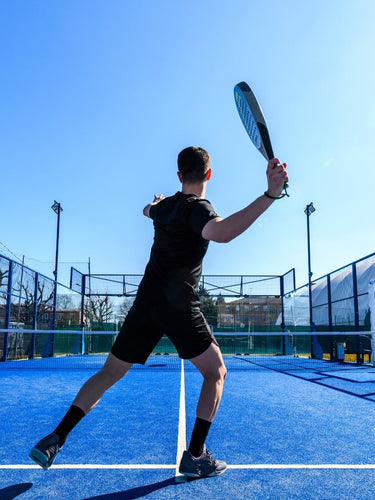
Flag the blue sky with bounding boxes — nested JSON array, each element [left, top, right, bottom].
[[1, 0, 375, 289]]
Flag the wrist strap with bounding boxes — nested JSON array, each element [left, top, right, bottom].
[[264, 191, 288, 200]]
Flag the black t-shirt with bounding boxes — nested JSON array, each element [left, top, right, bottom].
[[141, 191, 218, 309]]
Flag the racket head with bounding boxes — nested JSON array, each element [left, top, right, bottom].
[[234, 81, 274, 161]]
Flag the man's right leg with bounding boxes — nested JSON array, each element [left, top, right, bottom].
[[179, 342, 227, 477], [29, 353, 132, 469]]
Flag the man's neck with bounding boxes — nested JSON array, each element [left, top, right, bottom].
[[181, 182, 207, 198]]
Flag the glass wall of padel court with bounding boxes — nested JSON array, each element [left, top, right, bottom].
[[1, 250, 375, 364]]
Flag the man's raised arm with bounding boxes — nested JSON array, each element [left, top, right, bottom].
[[202, 158, 288, 243]]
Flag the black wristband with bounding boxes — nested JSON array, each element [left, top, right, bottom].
[[264, 191, 282, 200]]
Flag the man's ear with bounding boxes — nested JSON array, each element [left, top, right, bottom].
[[206, 168, 212, 181], [177, 171, 183, 183]]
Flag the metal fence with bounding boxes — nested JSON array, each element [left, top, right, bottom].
[[2, 246, 375, 362], [3, 247, 375, 336], [282, 252, 375, 332], [70, 268, 296, 333], [0, 253, 82, 331]]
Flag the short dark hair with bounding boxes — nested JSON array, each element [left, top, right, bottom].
[[177, 146, 210, 183]]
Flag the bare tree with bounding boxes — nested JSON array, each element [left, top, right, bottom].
[[0, 266, 9, 291], [85, 295, 114, 330], [9, 276, 54, 327], [56, 294, 74, 309], [119, 297, 134, 317]]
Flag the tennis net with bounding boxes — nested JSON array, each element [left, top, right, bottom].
[[0, 329, 374, 370]]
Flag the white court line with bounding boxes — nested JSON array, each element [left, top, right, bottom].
[[6, 360, 189, 475], [3, 464, 375, 470], [175, 358, 187, 482], [0, 464, 175, 470], [227, 464, 375, 469]]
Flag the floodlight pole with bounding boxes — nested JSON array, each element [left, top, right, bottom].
[[51, 201, 63, 330], [304, 203, 315, 332]]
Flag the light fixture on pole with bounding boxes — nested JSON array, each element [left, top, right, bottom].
[[304, 202, 315, 333], [51, 201, 63, 330]]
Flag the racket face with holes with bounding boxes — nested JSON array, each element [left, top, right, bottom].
[[234, 81, 274, 161]]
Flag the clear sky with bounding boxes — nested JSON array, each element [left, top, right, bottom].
[[1, 0, 375, 290]]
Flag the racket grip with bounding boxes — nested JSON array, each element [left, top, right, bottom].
[[272, 163, 289, 196]]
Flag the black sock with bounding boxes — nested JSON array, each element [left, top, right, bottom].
[[53, 405, 85, 447], [188, 417, 212, 458]]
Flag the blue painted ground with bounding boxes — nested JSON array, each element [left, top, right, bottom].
[[0, 369, 181, 466], [185, 369, 375, 465], [3, 469, 375, 500], [1, 361, 375, 499]]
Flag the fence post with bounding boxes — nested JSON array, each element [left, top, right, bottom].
[[2, 260, 13, 361], [352, 263, 360, 363], [5, 260, 13, 330], [327, 275, 332, 331], [280, 275, 286, 354], [80, 275, 86, 354], [29, 273, 39, 359]]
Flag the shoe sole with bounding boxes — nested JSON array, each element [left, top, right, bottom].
[[179, 467, 227, 478], [207, 468, 227, 477], [29, 448, 54, 470], [179, 471, 200, 478]]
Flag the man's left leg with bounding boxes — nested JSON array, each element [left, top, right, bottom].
[[29, 353, 132, 469]]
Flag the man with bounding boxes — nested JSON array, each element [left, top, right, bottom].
[[29, 146, 288, 478]]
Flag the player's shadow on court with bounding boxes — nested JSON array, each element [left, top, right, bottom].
[[0, 483, 33, 499], [83, 477, 180, 499]]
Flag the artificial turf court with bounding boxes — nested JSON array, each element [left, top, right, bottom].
[[2, 358, 375, 499]]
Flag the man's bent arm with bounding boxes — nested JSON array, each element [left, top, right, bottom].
[[202, 158, 288, 243], [143, 194, 165, 218], [201, 194, 275, 243]]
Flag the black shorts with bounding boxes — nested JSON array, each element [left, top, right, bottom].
[[110, 298, 217, 364]]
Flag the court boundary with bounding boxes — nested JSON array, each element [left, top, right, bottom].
[[175, 358, 187, 482], [3, 464, 375, 470]]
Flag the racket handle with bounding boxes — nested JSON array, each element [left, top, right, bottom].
[[272, 162, 289, 197]]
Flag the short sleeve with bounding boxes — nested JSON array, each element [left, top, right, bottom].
[[188, 200, 218, 236], [149, 204, 157, 220]]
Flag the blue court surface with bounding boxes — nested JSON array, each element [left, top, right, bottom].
[[2, 358, 375, 499]]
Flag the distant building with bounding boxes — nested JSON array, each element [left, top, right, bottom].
[[217, 296, 282, 330], [38, 308, 82, 329]]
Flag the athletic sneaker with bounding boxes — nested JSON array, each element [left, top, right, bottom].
[[179, 446, 227, 478], [29, 432, 61, 470]]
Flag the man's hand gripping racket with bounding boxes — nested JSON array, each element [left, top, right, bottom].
[[234, 81, 289, 199]]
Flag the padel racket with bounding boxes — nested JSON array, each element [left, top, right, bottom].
[[234, 81, 289, 197]]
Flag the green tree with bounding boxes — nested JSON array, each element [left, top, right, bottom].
[[198, 284, 218, 329]]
